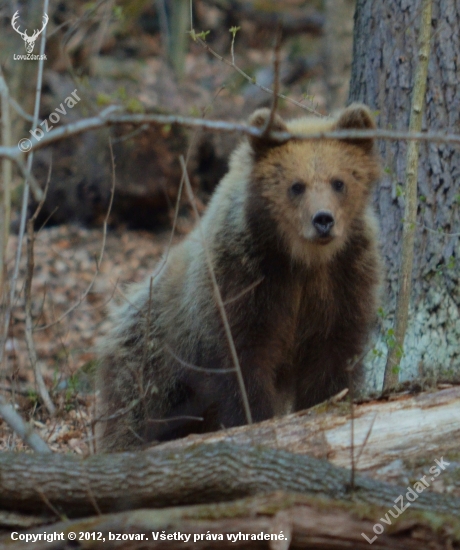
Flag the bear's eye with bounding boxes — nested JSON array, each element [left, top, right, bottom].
[[331, 179, 345, 192], [290, 182, 306, 196]]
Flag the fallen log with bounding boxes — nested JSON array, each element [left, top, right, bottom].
[[0, 441, 459, 520], [152, 386, 460, 476], [1, 388, 459, 547]]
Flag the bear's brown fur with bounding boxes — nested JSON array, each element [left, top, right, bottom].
[[96, 104, 382, 452]]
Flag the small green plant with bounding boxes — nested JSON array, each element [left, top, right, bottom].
[[112, 5, 124, 22], [229, 25, 240, 63], [189, 29, 210, 42], [125, 97, 144, 113], [27, 389, 39, 407], [384, 327, 396, 349], [446, 256, 456, 270], [396, 183, 405, 198], [64, 375, 79, 410], [96, 92, 112, 106], [229, 26, 240, 38]]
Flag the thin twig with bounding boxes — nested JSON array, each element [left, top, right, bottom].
[[0, 0, 49, 367], [346, 344, 373, 490], [139, 277, 154, 420], [193, 34, 322, 116], [147, 415, 204, 424], [354, 413, 378, 468], [24, 169, 55, 415], [418, 222, 460, 238], [0, 384, 31, 396], [157, 0, 170, 55], [34, 138, 116, 332], [222, 276, 264, 306], [36, 490, 62, 518], [164, 344, 236, 374], [93, 399, 141, 425], [136, 85, 225, 291], [0, 69, 12, 305], [91, 0, 113, 58], [0, 395, 50, 453], [180, 156, 252, 425], [8, 96, 35, 123], [261, 27, 282, 137]]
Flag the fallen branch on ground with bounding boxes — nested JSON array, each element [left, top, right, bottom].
[[153, 386, 460, 475], [1, 441, 459, 521]]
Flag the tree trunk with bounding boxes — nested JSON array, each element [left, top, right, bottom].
[[349, 0, 460, 389], [323, 0, 355, 110]]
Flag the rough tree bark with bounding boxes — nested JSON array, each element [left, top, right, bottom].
[[1, 441, 459, 519], [2, 390, 460, 528], [2, 387, 459, 541], [154, 386, 460, 475], [349, 0, 460, 388]]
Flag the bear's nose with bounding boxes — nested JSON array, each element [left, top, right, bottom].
[[312, 211, 335, 237]]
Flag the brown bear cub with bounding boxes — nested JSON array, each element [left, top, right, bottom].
[[96, 104, 382, 452]]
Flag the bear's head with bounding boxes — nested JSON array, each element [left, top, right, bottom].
[[245, 104, 381, 265]]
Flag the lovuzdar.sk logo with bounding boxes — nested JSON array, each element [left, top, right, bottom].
[[11, 10, 49, 60]]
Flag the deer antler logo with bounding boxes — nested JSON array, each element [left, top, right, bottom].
[[11, 11, 49, 54]]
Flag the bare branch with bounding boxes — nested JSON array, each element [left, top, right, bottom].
[[418, 222, 460, 238], [193, 34, 322, 116], [222, 276, 264, 306], [0, 69, 12, 310], [164, 343, 236, 374], [2, 111, 460, 164], [34, 137, 116, 332], [261, 28, 282, 137], [0, 0, 48, 366], [8, 96, 35, 123], [24, 169, 55, 414], [0, 395, 51, 453]]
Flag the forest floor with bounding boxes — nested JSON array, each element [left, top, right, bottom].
[[0, 224, 177, 455]]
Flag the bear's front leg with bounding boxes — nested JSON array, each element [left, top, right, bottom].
[[212, 371, 277, 430], [294, 333, 364, 411]]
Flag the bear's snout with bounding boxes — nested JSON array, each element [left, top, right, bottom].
[[312, 210, 335, 238]]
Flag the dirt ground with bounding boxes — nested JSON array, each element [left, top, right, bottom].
[[1, 224, 176, 454]]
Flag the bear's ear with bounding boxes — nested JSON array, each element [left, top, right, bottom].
[[335, 103, 376, 153], [248, 108, 288, 154]]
